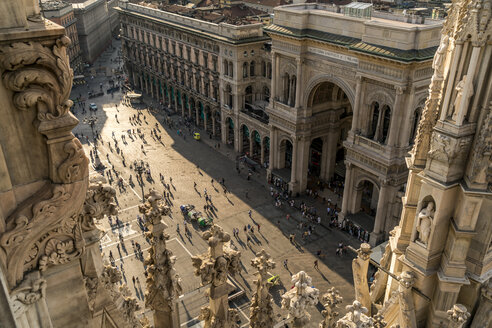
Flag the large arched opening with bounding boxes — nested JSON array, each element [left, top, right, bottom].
[[226, 117, 234, 147], [278, 138, 293, 169], [251, 130, 261, 162], [263, 136, 270, 167], [241, 124, 250, 156], [306, 81, 352, 185]]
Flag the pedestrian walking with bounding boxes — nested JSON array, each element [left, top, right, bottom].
[[246, 235, 251, 247], [283, 259, 288, 269], [314, 260, 319, 270], [248, 210, 252, 218], [132, 276, 136, 285], [257, 224, 260, 232]]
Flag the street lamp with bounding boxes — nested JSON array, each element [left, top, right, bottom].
[[133, 160, 146, 202]]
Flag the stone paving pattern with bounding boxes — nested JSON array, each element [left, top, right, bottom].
[[71, 40, 365, 327]]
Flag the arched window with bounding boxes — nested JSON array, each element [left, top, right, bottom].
[[369, 102, 380, 139], [261, 61, 266, 77], [229, 62, 233, 78], [409, 108, 421, 144], [243, 62, 248, 78], [223, 60, 228, 76], [225, 84, 232, 108], [290, 75, 296, 106], [380, 105, 391, 143], [283, 73, 290, 104], [250, 61, 255, 77], [263, 86, 270, 102], [245, 85, 253, 106]]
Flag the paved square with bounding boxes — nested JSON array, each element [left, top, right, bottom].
[[71, 42, 364, 327]]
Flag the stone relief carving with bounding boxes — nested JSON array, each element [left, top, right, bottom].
[[79, 182, 118, 232], [281, 271, 320, 327], [250, 249, 275, 328], [336, 300, 374, 328], [192, 224, 241, 328], [397, 271, 417, 328], [447, 304, 470, 328], [58, 138, 89, 184], [0, 36, 73, 121], [370, 243, 391, 304], [139, 189, 182, 326], [352, 243, 372, 315], [320, 287, 343, 328], [415, 202, 435, 246], [467, 106, 492, 185], [10, 271, 47, 318]]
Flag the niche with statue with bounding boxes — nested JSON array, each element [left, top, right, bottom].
[[413, 196, 436, 247]]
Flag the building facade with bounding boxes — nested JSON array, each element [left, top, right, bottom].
[[71, 0, 112, 63], [265, 3, 442, 245], [351, 0, 492, 325], [118, 0, 443, 245], [41, 0, 83, 73], [117, 0, 273, 168]]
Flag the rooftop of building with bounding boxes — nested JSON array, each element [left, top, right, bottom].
[[135, 0, 270, 25], [41, 0, 71, 11]]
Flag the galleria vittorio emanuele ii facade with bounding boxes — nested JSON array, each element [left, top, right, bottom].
[[0, 0, 491, 327]]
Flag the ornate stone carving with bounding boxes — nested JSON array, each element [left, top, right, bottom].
[[370, 243, 391, 304], [80, 183, 118, 232], [336, 300, 373, 328], [467, 106, 492, 185], [397, 271, 417, 328], [139, 189, 182, 327], [281, 271, 320, 327], [447, 304, 470, 328], [250, 249, 275, 328], [58, 138, 89, 184], [10, 271, 47, 318], [191, 224, 241, 328], [352, 243, 372, 315], [0, 182, 88, 287], [83, 276, 98, 311], [432, 35, 449, 78], [415, 201, 435, 246], [320, 287, 343, 328], [0, 36, 74, 121]]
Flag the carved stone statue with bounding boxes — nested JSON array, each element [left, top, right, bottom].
[[432, 35, 450, 78], [192, 225, 241, 328], [320, 287, 343, 328], [140, 189, 182, 328], [397, 271, 417, 328], [352, 243, 372, 315], [281, 271, 320, 327], [447, 304, 470, 328], [452, 75, 474, 122], [250, 249, 276, 328], [336, 300, 373, 328], [416, 202, 435, 245]]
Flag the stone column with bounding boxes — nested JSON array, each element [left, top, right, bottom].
[[221, 111, 227, 144], [370, 181, 390, 246], [192, 225, 241, 328], [352, 243, 372, 316], [271, 51, 277, 101], [290, 138, 298, 187], [181, 96, 185, 117], [174, 94, 178, 113], [324, 129, 340, 181], [281, 271, 319, 328], [350, 76, 363, 137], [387, 86, 404, 147], [319, 136, 329, 180], [339, 162, 353, 220], [212, 111, 216, 136], [139, 189, 182, 328], [195, 103, 199, 126], [269, 127, 276, 170], [295, 137, 311, 193], [249, 135, 253, 157], [260, 140, 265, 165], [295, 58, 302, 108], [204, 109, 208, 131], [250, 250, 275, 328]]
